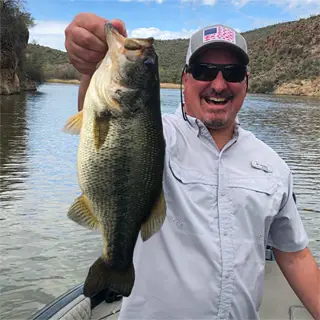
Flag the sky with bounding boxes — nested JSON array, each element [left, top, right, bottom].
[[24, 0, 320, 51]]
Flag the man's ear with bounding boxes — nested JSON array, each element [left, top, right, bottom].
[[182, 71, 189, 86]]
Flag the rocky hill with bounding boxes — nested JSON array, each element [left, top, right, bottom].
[[23, 14, 320, 96], [0, 0, 36, 95], [246, 14, 320, 95]]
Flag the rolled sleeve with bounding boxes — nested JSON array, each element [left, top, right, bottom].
[[268, 172, 309, 252]]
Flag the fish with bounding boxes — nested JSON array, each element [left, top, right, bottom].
[[63, 22, 166, 298]]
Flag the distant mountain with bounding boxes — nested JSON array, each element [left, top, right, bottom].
[[26, 14, 320, 95]]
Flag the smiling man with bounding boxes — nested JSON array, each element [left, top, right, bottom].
[[64, 14, 320, 319], [182, 28, 249, 150]]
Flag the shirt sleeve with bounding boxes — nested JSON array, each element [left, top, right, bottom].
[[268, 171, 309, 252]]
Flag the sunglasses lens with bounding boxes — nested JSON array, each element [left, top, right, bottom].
[[223, 65, 246, 82], [190, 64, 246, 82], [191, 64, 218, 81]]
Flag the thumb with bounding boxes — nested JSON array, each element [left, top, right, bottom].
[[110, 19, 128, 37]]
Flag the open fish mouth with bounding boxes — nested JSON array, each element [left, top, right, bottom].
[[124, 37, 154, 50], [124, 39, 156, 63], [105, 22, 156, 63]]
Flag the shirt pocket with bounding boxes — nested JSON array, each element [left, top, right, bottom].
[[227, 176, 280, 245], [169, 159, 216, 186], [228, 176, 277, 195], [165, 159, 217, 235]]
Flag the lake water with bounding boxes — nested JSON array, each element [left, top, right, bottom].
[[1, 83, 319, 319]]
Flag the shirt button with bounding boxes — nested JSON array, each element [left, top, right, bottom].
[[224, 230, 228, 236], [220, 190, 225, 196], [225, 273, 230, 279]]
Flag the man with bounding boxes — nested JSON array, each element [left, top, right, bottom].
[[65, 13, 320, 319]]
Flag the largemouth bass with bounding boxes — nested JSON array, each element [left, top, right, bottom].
[[63, 23, 166, 298]]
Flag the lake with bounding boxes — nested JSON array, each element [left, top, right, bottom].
[[1, 83, 319, 319]]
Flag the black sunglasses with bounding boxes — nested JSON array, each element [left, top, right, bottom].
[[187, 63, 247, 83]]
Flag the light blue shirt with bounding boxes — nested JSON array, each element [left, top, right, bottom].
[[119, 108, 309, 320]]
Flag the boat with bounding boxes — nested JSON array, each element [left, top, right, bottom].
[[29, 247, 313, 320]]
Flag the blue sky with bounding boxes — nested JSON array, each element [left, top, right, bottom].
[[25, 0, 320, 51]]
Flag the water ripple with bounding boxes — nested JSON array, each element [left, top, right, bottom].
[[0, 86, 319, 319]]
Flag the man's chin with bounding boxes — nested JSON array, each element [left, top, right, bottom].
[[203, 118, 228, 130]]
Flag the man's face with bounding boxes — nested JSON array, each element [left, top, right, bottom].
[[183, 47, 248, 131]]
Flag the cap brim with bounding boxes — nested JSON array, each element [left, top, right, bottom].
[[189, 41, 249, 65]]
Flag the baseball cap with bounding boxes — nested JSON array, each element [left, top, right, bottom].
[[186, 24, 249, 66]]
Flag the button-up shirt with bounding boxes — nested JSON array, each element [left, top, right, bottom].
[[119, 107, 309, 320]]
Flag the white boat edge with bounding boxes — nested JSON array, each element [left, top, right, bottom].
[[28, 247, 314, 320]]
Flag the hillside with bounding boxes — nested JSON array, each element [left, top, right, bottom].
[[26, 14, 320, 95], [245, 15, 320, 94], [0, 0, 36, 94]]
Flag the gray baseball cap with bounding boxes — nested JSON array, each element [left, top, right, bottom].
[[186, 24, 249, 65]]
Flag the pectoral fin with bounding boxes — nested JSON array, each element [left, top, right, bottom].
[[67, 194, 99, 229], [94, 113, 110, 151], [141, 189, 166, 241], [63, 110, 83, 135]]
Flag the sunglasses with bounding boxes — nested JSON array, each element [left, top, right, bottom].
[[187, 63, 247, 83]]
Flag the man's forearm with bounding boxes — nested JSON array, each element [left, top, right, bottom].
[[274, 247, 320, 319], [78, 74, 92, 111]]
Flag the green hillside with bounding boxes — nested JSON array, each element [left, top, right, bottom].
[[26, 14, 320, 94]]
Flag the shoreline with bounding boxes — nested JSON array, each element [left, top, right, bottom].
[[45, 79, 181, 89], [45, 78, 320, 97]]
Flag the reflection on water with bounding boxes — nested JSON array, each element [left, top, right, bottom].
[[0, 93, 29, 209], [0, 84, 319, 319]]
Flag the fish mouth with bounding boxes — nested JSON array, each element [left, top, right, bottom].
[[124, 38, 156, 63], [105, 22, 125, 47], [105, 22, 155, 63], [124, 37, 154, 51]]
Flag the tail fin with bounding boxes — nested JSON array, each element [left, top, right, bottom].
[[83, 257, 135, 298]]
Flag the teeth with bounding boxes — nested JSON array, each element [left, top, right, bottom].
[[206, 97, 228, 103]]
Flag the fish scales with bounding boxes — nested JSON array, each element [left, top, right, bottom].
[[79, 112, 164, 269]]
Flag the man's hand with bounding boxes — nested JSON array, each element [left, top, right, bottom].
[[65, 13, 127, 75]]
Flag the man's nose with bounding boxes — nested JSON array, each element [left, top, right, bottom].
[[210, 71, 227, 92]]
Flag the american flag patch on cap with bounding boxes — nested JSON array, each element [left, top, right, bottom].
[[203, 26, 236, 44]]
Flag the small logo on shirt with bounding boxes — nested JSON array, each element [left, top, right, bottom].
[[251, 160, 273, 173]]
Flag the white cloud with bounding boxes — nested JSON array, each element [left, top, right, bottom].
[[28, 20, 196, 51], [231, 0, 320, 15], [129, 27, 198, 39], [180, 0, 217, 5], [271, 0, 320, 8], [232, 0, 250, 8], [203, 0, 217, 4], [29, 20, 69, 51], [270, 0, 320, 16], [119, 0, 163, 2]]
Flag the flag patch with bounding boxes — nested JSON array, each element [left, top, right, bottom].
[[203, 26, 236, 44]]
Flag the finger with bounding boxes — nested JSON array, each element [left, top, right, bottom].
[[68, 38, 106, 63], [72, 14, 127, 40], [72, 13, 108, 43], [67, 26, 107, 53], [67, 50, 98, 74], [110, 19, 127, 37], [72, 58, 98, 76]]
